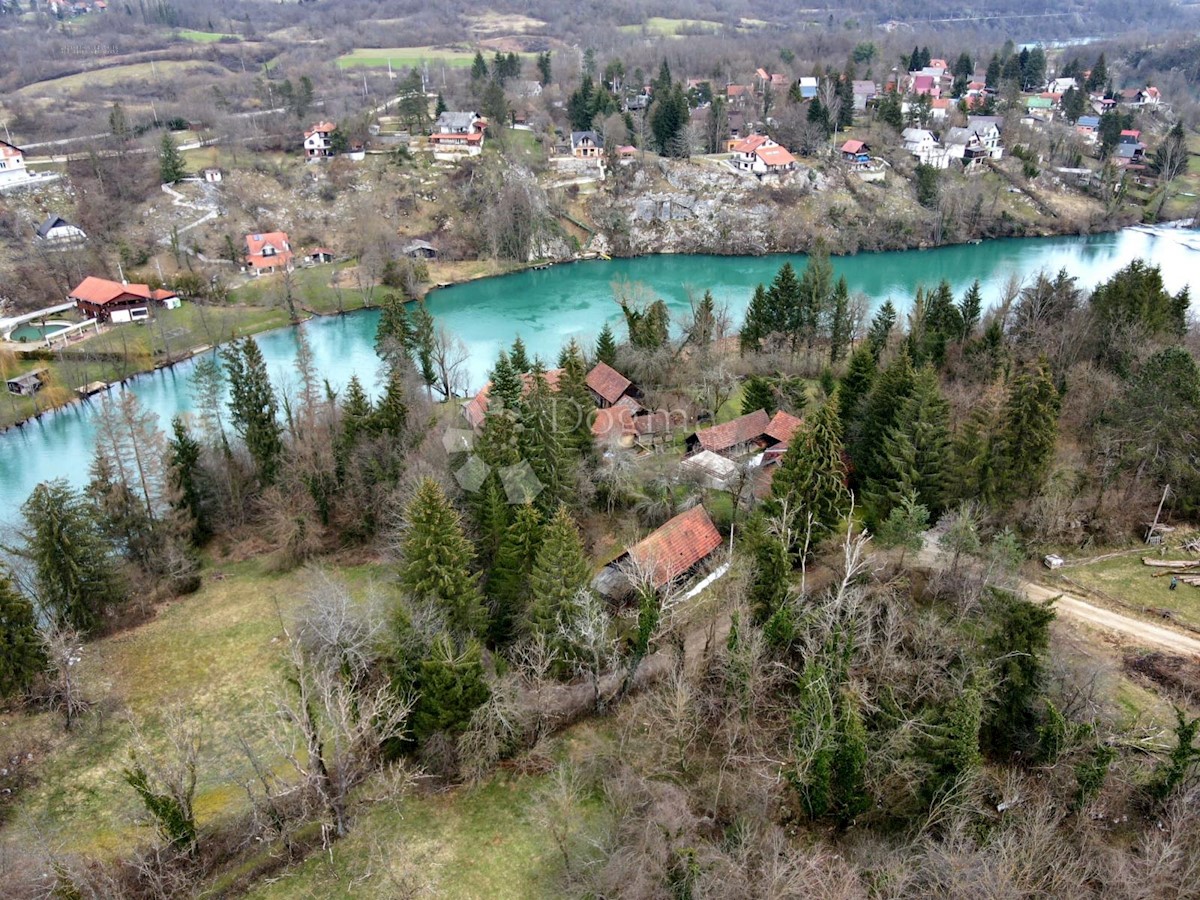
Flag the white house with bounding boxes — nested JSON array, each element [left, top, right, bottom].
[[429, 111, 486, 157], [303, 121, 336, 159], [0, 140, 31, 189], [729, 134, 797, 175], [901, 128, 950, 168], [966, 117, 1004, 158], [35, 214, 86, 244], [943, 127, 990, 171], [1048, 77, 1078, 94]]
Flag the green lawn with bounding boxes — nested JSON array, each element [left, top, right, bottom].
[[1059, 543, 1200, 630], [336, 46, 490, 70], [231, 263, 377, 315], [175, 29, 238, 42], [618, 16, 722, 35], [0, 557, 355, 854]]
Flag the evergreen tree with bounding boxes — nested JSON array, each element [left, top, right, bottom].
[[485, 503, 543, 646], [981, 589, 1056, 756], [471, 50, 489, 81], [747, 516, 790, 624], [509, 336, 531, 373], [866, 300, 896, 360], [832, 691, 870, 825], [794, 250, 833, 352], [556, 339, 594, 454], [766, 397, 850, 553], [374, 291, 414, 369], [958, 280, 983, 340], [828, 275, 851, 363], [806, 95, 831, 138], [741, 284, 773, 354], [875, 491, 930, 565], [947, 402, 996, 504], [985, 54, 1001, 88], [223, 337, 283, 486], [567, 74, 596, 131], [924, 686, 983, 801], [337, 375, 373, 473], [688, 290, 718, 352], [877, 89, 903, 129], [471, 475, 511, 571], [399, 479, 486, 640], [20, 479, 125, 634], [411, 634, 490, 743], [1090, 259, 1190, 353], [1084, 52, 1107, 92], [537, 51, 552, 86], [158, 132, 186, 184], [741, 375, 776, 417], [520, 366, 570, 509], [372, 367, 410, 440], [915, 163, 939, 208], [993, 362, 1059, 504], [621, 298, 671, 350], [922, 280, 963, 366], [864, 366, 951, 523], [1061, 86, 1087, 123], [650, 82, 689, 156], [410, 303, 438, 397], [595, 322, 618, 366], [527, 505, 592, 641], [852, 350, 914, 488], [435, 93, 448, 117], [838, 344, 877, 436], [167, 416, 210, 545], [0, 569, 46, 701]]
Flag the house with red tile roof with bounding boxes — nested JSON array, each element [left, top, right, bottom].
[[586, 361, 639, 408], [594, 505, 723, 598], [763, 410, 803, 445], [303, 121, 336, 159], [462, 368, 563, 430], [70, 276, 178, 323], [686, 408, 771, 457], [244, 232, 294, 276], [729, 135, 797, 175]]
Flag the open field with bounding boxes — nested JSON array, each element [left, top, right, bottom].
[[465, 11, 548, 34], [618, 16, 723, 35], [175, 29, 239, 43], [336, 46, 488, 70], [15, 60, 224, 96], [1058, 542, 1200, 631]]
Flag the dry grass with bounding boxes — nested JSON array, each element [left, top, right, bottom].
[[16, 60, 223, 96]]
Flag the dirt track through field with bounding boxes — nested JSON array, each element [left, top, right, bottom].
[[1022, 581, 1200, 657]]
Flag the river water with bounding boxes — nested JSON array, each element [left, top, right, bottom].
[[1, 227, 1196, 527]]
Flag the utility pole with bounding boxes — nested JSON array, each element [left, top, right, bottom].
[[1146, 484, 1171, 544]]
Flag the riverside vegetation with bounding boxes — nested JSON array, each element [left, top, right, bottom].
[[0, 249, 1198, 896]]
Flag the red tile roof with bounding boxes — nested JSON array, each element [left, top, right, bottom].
[[731, 134, 771, 154], [592, 406, 636, 441], [841, 139, 866, 154], [463, 368, 563, 429], [430, 131, 484, 144], [628, 505, 723, 588], [764, 410, 803, 444], [691, 408, 770, 454], [304, 121, 336, 138], [0, 139, 23, 160], [70, 276, 176, 306], [755, 145, 796, 167], [586, 361, 633, 404]]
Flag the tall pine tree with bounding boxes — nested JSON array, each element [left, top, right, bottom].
[[993, 362, 1059, 504], [527, 504, 592, 642], [224, 337, 283, 486], [485, 503, 543, 646], [0, 568, 46, 701]]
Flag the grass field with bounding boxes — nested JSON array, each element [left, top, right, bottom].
[[618, 16, 723, 35], [1061, 543, 1200, 630], [175, 29, 239, 42], [16, 60, 220, 96], [336, 46, 485, 70]]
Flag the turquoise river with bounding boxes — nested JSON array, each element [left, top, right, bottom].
[[1, 227, 1197, 527]]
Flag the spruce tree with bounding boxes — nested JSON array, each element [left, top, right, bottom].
[[372, 367, 410, 440], [866, 300, 896, 360], [740, 284, 772, 354], [20, 479, 125, 634], [471, 475, 511, 569], [411, 634, 491, 743], [374, 291, 414, 368], [852, 349, 914, 488], [595, 323, 618, 366], [167, 416, 210, 545], [519, 366, 569, 509], [794, 250, 833, 351], [947, 401, 996, 504], [509, 336, 531, 373], [993, 362, 1059, 504], [922, 280, 963, 366], [982, 589, 1055, 756], [864, 366, 951, 523], [766, 397, 850, 553], [159, 132, 186, 184], [832, 692, 870, 825], [399, 479, 486, 640], [485, 503, 543, 646], [556, 339, 594, 454], [838, 344, 877, 437], [747, 517, 790, 624], [409, 303, 438, 397], [0, 569, 46, 701], [223, 337, 283, 486], [828, 275, 851, 363], [337, 376, 373, 464], [527, 504, 592, 640], [958, 279, 983, 341], [435, 93, 448, 116], [741, 375, 776, 417], [924, 686, 983, 801], [471, 50, 489, 81]]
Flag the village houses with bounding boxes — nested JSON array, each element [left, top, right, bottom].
[[430, 111, 487, 157], [35, 214, 86, 244], [0, 139, 32, 190], [729, 134, 797, 176], [571, 131, 604, 159], [303, 121, 337, 159]]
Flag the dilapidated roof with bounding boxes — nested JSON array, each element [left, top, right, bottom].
[[627, 505, 723, 588]]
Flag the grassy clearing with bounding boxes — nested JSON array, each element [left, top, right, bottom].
[[1061, 545, 1200, 630], [618, 16, 723, 35], [175, 29, 239, 43], [16, 60, 219, 96], [336, 46, 483, 70], [465, 11, 547, 33], [0, 557, 382, 854]]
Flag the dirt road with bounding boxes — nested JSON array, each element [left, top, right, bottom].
[[1023, 580, 1200, 657]]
